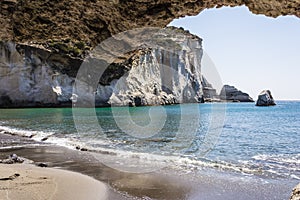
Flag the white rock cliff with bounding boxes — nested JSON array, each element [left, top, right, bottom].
[[0, 28, 204, 107]]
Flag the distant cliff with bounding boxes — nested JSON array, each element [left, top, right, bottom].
[[0, 27, 204, 107]]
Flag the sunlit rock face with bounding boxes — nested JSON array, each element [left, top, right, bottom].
[[103, 47, 203, 106], [0, 28, 204, 107], [0, 42, 76, 107]]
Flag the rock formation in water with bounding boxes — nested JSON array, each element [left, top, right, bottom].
[[0, 27, 204, 107], [219, 85, 254, 102], [201, 79, 253, 103], [290, 183, 300, 200], [256, 90, 276, 106]]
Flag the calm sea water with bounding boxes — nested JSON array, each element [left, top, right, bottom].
[[0, 101, 299, 180]]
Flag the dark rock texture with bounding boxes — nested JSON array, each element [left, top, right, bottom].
[[256, 90, 276, 106], [1, 0, 300, 45], [220, 85, 254, 102]]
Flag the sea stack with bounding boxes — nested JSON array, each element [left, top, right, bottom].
[[256, 90, 276, 106]]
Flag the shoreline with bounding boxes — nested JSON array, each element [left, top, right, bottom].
[[0, 133, 298, 200], [0, 133, 190, 200]]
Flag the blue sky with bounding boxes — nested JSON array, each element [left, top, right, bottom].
[[169, 6, 300, 100]]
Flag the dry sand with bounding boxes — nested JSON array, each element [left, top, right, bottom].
[[0, 164, 107, 200]]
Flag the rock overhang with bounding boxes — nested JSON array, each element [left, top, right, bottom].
[[1, 0, 300, 45]]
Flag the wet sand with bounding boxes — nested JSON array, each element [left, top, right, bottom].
[[0, 133, 190, 200], [0, 146, 190, 199], [0, 133, 297, 200]]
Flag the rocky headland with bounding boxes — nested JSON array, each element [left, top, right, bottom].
[[0, 33, 254, 107]]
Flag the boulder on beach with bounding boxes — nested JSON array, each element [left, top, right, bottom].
[[290, 183, 300, 200], [219, 85, 254, 102], [0, 154, 25, 164], [256, 90, 276, 106]]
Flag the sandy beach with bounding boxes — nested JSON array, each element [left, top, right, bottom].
[[0, 163, 107, 200]]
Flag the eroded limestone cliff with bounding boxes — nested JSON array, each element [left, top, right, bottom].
[[0, 27, 204, 107]]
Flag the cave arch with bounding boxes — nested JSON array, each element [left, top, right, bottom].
[[1, 0, 299, 44]]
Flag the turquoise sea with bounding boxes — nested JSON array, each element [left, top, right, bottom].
[[0, 101, 299, 182]]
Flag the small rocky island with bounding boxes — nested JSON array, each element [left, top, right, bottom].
[[256, 90, 276, 106], [219, 85, 254, 102], [202, 78, 254, 103]]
